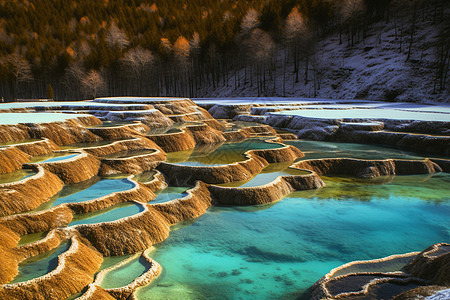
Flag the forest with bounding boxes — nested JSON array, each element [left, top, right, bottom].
[[0, 0, 448, 101]]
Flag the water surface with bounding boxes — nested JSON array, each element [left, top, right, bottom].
[[151, 187, 189, 204], [0, 169, 36, 184], [136, 173, 449, 300], [167, 138, 283, 166], [69, 203, 144, 226], [11, 241, 70, 283], [33, 177, 134, 211]]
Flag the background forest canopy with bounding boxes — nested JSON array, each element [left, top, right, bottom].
[[0, 0, 448, 101]]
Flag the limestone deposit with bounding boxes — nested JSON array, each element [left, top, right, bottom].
[[0, 98, 448, 299]]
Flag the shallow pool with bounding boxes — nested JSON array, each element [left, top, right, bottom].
[[287, 140, 427, 160], [150, 187, 189, 204], [30, 152, 80, 163], [136, 173, 449, 300], [69, 203, 144, 226], [99, 255, 150, 289], [0, 168, 36, 184], [0, 112, 92, 125], [34, 177, 134, 211], [167, 138, 283, 166], [273, 108, 450, 122], [11, 241, 70, 283]]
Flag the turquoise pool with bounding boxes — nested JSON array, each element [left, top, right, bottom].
[[151, 187, 189, 204], [69, 203, 144, 226], [33, 177, 135, 211], [136, 173, 449, 299], [11, 241, 70, 283], [167, 138, 282, 166]]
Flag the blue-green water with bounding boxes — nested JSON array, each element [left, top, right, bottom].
[[30, 152, 81, 163], [34, 177, 134, 211], [217, 165, 310, 188], [69, 203, 144, 226], [40, 153, 79, 163], [11, 241, 70, 283], [136, 173, 449, 300], [167, 138, 283, 166], [0, 168, 36, 184], [151, 187, 189, 204], [287, 140, 426, 161], [100, 255, 150, 289]]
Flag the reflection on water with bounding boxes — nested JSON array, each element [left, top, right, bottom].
[[0, 139, 40, 147], [69, 203, 144, 226], [29, 152, 80, 163], [12, 241, 70, 283], [218, 163, 310, 188], [167, 138, 283, 166], [32, 176, 134, 212], [150, 187, 189, 204], [287, 140, 433, 160], [60, 140, 113, 150], [136, 173, 449, 300], [0, 168, 36, 184], [18, 231, 47, 246], [100, 254, 150, 289]]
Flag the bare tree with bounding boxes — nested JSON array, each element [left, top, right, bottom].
[[284, 7, 311, 84], [106, 21, 130, 50], [81, 70, 106, 99], [121, 47, 154, 94], [8, 54, 33, 99], [340, 0, 366, 45], [241, 8, 260, 33]]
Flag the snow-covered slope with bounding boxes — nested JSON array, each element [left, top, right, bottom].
[[202, 7, 449, 103]]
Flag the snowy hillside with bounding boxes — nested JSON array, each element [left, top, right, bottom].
[[202, 5, 449, 103]]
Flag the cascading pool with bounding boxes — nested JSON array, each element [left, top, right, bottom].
[[135, 172, 449, 300], [167, 138, 282, 166], [69, 203, 144, 226], [32, 176, 135, 211], [11, 241, 70, 283], [0, 168, 36, 184], [151, 187, 189, 204]]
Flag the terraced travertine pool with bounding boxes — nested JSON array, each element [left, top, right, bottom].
[[32, 176, 135, 211], [166, 138, 282, 166], [8, 138, 449, 299], [135, 172, 449, 300], [12, 241, 70, 283], [0, 168, 36, 184]]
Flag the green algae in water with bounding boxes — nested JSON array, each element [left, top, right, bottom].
[[100, 255, 150, 289], [0, 168, 36, 184], [17, 231, 47, 246], [136, 173, 449, 300], [134, 171, 156, 183], [11, 241, 70, 283], [69, 203, 144, 226], [33, 177, 135, 211], [167, 138, 283, 166], [0, 139, 40, 147], [151, 187, 189, 204]]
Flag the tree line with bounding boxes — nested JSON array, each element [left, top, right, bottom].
[[0, 0, 447, 101]]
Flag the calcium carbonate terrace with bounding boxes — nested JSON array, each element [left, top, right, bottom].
[[0, 97, 448, 300]]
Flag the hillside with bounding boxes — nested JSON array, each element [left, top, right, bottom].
[[0, 0, 448, 103], [203, 2, 450, 103]]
